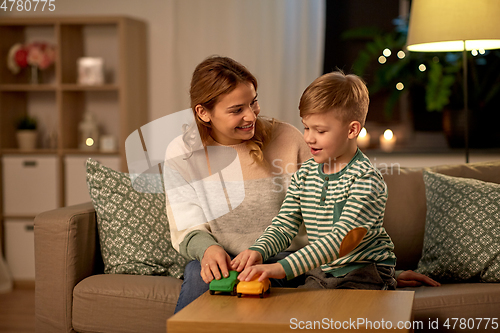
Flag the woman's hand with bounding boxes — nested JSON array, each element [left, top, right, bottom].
[[397, 270, 441, 287], [200, 245, 232, 284], [238, 263, 286, 282], [231, 249, 263, 272]]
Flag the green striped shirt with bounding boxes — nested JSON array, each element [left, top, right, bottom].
[[249, 149, 396, 280]]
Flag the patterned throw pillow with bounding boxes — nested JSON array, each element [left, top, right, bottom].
[[86, 158, 187, 278], [416, 170, 500, 282]]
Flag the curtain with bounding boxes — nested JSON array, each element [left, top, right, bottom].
[[169, 0, 325, 130]]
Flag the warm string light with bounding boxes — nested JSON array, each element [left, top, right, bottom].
[[378, 48, 408, 90], [383, 129, 394, 140], [357, 127, 370, 149], [380, 129, 396, 152], [379, 49, 407, 63], [470, 49, 486, 56]]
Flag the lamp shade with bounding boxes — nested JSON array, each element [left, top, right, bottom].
[[407, 0, 500, 52]]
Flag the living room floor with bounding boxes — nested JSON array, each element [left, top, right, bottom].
[[0, 288, 35, 332]]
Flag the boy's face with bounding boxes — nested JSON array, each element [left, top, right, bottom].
[[302, 111, 354, 166]]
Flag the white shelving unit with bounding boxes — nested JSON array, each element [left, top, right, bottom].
[[0, 16, 148, 282]]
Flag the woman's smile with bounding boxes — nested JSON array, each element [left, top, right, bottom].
[[237, 123, 255, 131]]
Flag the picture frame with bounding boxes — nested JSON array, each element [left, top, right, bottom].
[[77, 57, 104, 85]]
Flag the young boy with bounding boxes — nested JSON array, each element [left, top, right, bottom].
[[232, 71, 397, 290]]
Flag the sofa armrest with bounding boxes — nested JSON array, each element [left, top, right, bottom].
[[35, 202, 102, 333]]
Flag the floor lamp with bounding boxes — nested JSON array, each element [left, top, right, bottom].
[[406, 0, 500, 163]]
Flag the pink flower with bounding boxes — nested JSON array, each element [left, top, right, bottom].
[[7, 41, 56, 74], [38, 54, 53, 70], [27, 44, 44, 67], [45, 45, 57, 63], [15, 48, 28, 68]]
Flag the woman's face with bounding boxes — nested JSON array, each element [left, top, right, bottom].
[[198, 82, 260, 145]]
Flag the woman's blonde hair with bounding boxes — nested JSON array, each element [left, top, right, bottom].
[[190, 56, 274, 164], [299, 71, 369, 127]]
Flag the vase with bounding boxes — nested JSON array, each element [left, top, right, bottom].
[[16, 130, 38, 150], [30, 65, 39, 84]]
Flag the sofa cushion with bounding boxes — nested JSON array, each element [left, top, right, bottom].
[[403, 283, 500, 323], [381, 160, 500, 271], [416, 170, 500, 282], [73, 274, 182, 333], [432, 160, 500, 184], [86, 158, 187, 277], [381, 167, 427, 270]]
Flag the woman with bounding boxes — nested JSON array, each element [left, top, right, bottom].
[[165, 56, 439, 313], [165, 56, 311, 312]]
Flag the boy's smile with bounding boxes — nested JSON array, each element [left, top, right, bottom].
[[310, 147, 322, 155], [302, 111, 359, 173]]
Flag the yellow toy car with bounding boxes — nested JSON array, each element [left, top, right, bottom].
[[236, 276, 271, 298]]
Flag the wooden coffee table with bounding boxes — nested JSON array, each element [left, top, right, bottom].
[[167, 288, 415, 333]]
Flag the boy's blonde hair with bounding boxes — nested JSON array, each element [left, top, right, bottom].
[[299, 71, 369, 127]]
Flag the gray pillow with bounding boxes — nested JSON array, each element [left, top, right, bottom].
[[416, 170, 500, 282], [86, 158, 187, 278]]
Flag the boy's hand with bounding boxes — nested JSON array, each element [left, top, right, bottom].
[[397, 270, 441, 287], [231, 249, 263, 272], [201, 245, 232, 284], [238, 263, 286, 282]]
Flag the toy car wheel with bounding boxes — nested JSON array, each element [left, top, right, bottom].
[[266, 287, 271, 294], [209, 290, 215, 295], [237, 293, 242, 298], [260, 292, 264, 298]]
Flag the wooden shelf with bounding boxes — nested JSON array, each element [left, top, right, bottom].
[[62, 149, 119, 155], [1, 149, 58, 155], [0, 84, 119, 92], [0, 17, 148, 260], [0, 84, 57, 92], [0, 16, 136, 26], [61, 84, 119, 91]]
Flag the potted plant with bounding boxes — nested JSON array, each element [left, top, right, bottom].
[[343, 21, 500, 147], [16, 115, 38, 150], [342, 24, 460, 119]]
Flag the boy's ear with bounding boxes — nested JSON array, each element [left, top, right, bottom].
[[348, 121, 362, 139], [195, 105, 210, 123]]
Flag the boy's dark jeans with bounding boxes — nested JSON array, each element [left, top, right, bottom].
[[297, 263, 397, 290]]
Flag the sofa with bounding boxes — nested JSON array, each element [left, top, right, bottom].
[[34, 160, 500, 333]]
